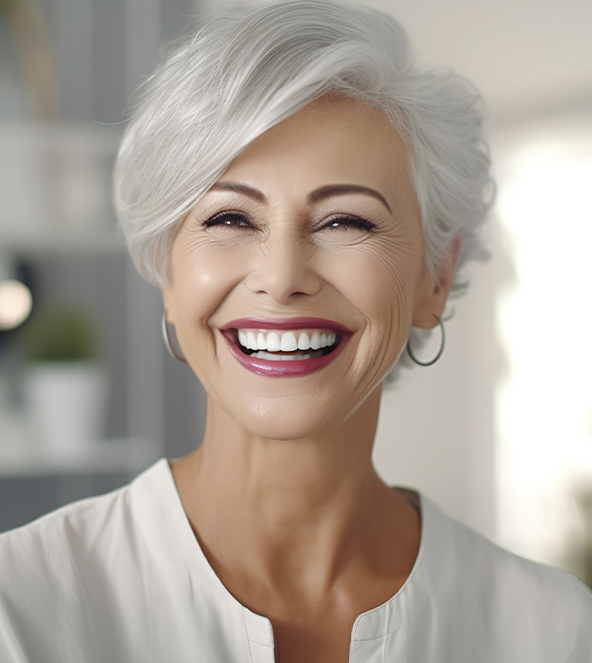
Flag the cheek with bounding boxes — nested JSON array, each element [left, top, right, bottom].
[[322, 235, 424, 376], [172, 239, 239, 319], [169, 239, 246, 369], [326, 235, 422, 324]]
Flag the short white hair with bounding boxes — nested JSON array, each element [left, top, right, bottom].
[[114, 0, 494, 289]]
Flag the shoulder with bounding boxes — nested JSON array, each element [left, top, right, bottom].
[[0, 458, 173, 574], [0, 479, 131, 570], [0, 476, 139, 662], [0, 459, 215, 662], [418, 496, 592, 660], [0, 480, 132, 603]]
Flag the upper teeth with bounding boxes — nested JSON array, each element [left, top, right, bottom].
[[237, 329, 337, 352]]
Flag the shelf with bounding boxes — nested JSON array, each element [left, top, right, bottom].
[[1, 227, 126, 256], [0, 120, 124, 256], [0, 438, 151, 478], [0, 119, 168, 482]]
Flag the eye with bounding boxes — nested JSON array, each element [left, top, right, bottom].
[[317, 215, 376, 233], [202, 211, 256, 229]]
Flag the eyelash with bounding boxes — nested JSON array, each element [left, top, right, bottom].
[[319, 215, 376, 232], [202, 211, 255, 229], [202, 211, 376, 233]]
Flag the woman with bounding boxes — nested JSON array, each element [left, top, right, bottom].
[[1, 2, 591, 661]]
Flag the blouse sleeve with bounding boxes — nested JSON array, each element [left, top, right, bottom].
[[566, 574, 592, 662]]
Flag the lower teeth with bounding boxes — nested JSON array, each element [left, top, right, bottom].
[[253, 350, 323, 361]]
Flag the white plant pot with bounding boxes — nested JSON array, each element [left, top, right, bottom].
[[25, 361, 108, 458]]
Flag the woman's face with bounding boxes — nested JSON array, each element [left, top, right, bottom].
[[163, 96, 444, 440]]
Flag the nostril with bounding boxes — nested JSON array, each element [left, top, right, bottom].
[[244, 252, 322, 301]]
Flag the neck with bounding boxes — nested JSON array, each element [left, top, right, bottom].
[[172, 383, 418, 603]]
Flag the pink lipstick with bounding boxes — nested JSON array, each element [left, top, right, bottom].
[[219, 317, 353, 333], [220, 317, 353, 378]]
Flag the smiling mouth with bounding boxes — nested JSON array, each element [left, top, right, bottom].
[[234, 328, 341, 361]]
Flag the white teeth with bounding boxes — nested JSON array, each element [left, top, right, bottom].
[[280, 332, 298, 351], [246, 331, 258, 350], [297, 333, 311, 350], [236, 328, 339, 352], [255, 351, 315, 361], [266, 332, 281, 352]]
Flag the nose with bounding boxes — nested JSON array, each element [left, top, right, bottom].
[[245, 229, 321, 305]]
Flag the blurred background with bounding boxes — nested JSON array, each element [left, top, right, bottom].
[[0, 0, 591, 586]]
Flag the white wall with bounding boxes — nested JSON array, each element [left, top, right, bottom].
[[362, 0, 592, 124]]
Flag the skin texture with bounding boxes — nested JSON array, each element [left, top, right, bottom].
[[162, 96, 458, 663]]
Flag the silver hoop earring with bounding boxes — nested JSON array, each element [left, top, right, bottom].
[[406, 315, 445, 366], [161, 314, 187, 363]]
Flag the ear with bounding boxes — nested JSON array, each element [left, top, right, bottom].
[[411, 234, 462, 329], [161, 285, 176, 324]]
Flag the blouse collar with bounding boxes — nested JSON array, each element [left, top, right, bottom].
[[131, 457, 438, 658]]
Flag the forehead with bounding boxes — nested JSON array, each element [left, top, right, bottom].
[[221, 96, 413, 198]]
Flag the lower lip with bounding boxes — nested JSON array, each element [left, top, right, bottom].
[[221, 332, 350, 378]]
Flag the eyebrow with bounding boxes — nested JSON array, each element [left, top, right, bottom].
[[209, 182, 266, 202], [209, 181, 392, 214]]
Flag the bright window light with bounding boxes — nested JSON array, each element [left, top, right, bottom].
[[495, 118, 592, 570]]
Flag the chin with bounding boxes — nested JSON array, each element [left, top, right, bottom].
[[236, 396, 340, 441]]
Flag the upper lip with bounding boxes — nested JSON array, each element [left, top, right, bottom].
[[220, 317, 354, 334]]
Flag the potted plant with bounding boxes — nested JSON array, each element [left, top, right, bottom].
[[21, 307, 108, 458]]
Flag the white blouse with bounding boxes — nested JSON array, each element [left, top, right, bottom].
[[0, 458, 590, 662]]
